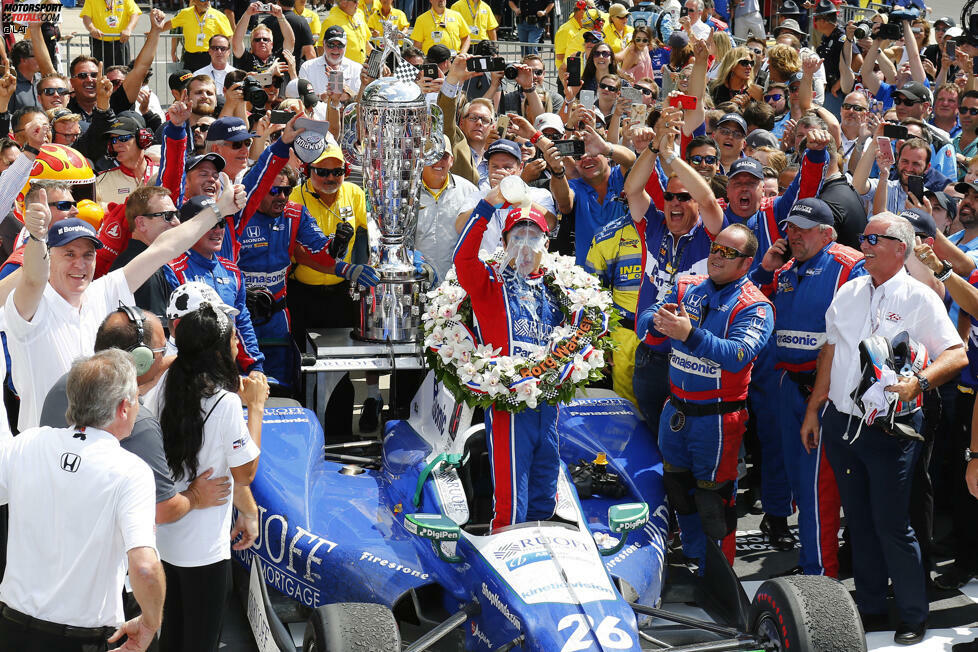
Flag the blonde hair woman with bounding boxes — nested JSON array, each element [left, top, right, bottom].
[[709, 46, 755, 105]]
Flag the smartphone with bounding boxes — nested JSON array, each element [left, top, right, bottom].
[[567, 56, 581, 87], [579, 89, 596, 110], [754, 66, 769, 89], [908, 175, 925, 202], [973, 57, 978, 76], [669, 93, 698, 110], [946, 40, 957, 62], [247, 72, 274, 87], [422, 63, 440, 79], [270, 109, 293, 124], [496, 114, 510, 138], [365, 49, 384, 78], [882, 124, 909, 140], [553, 139, 585, 158], [328, 69, 344, 95], [620, 87, 642, 103], [466, 56, 506, 73], [629, 102, 648, 123], [876, 136, 894, 166], [294, 117, 331, 136]]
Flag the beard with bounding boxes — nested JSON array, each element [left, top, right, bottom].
[[192, 100, 216, 117]]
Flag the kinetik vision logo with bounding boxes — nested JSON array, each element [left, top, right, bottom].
[[2, 2, 63, 34]]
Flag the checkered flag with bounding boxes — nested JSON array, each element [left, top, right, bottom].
[[394, 60, 419, 84]]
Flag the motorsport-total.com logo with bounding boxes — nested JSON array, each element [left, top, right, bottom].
[[2, 1, 63, 34]]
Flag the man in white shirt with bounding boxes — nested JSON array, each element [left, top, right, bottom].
[[801, 212, 966, 645], [0, 349, 164, 651], [298, 26, 363, 97], [5, 179, 246, 431], [194, 34, 238, 97]]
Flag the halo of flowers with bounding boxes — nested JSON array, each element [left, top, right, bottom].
[[422, 250, 620, 413]]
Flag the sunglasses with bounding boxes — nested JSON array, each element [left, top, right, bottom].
[[599, 82, 620, 92], [593, 50, 612, 58], [789, 85, 801, 92], [664, 191, 693, 202], [253, 37, 272, 43], [226, 138, 254, 149], [635, 86, 654, 96], [48, 200, 78, 211], [633, 37, 649, 43], [110, 134, 135, 144], [716, 127, 745, 138], [961, 107, 978, 116], [326, 41, 346, 49], [210, 45, 230, 52], [748, 47, 763, 56], [764, 93, 783, 102], [269, 185, 293, 196], [55, 130, 80, 140], [464, 114, 493, 125], [74, 71, 98, 80], [858, 233, 903, 246], [311, 167, 345, 177], [210, 216, 229, 230], [710, 242, 750, 259], [689, 154, 717, 165], [143, 210, 180, 222], [893, 96, 921, 106], [41, 87, 71, 96], [738, 59, 753, 67], [193, 123, 211, 132], [842, 102, 867, 112]]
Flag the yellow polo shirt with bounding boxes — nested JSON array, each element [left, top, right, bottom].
[[321, 5, 372, 64], [289, 181, 367, 285], [449, 0, 498, 42], [410, 8, 469, 54], [80, 0, 141, 40], [299, 6, 322, 42], [554, 16, 583, 64], [603, 22, 633, 53], [367, 6, 410, 35], [170, 7, 233, 53]]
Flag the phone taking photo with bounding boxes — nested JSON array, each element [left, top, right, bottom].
[[876, 136, 894, 166], [496, 114, 510, 138], [579, 89, 596, 110], [365, 49, 384, 78], [908, 175, 925, 202], [553, 139, 585, 158], [328, 69, 344, 95], [946, 39, 957, 62]]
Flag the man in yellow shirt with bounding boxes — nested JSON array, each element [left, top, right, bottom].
[[367, 0, 410, 37], [603, 3, 633, 54], [321, 0, 372, 64], [449, 0, 497, 43], [554, 1, 603, 68], [163, 0, 234, 72], [295, 0, 323, 43], [411, 0, 470, 54], [80, 0, 142, 67]]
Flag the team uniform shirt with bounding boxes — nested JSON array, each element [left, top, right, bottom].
[[299, 5, 322, 38], [554, 16, 585, 63], [156, 390, 259, 566], [289, 181, 367, 285], [958, 269, 978, 388], [825, 268, 962, 416], [411, 8, 470, 54], [367, 5, 410, 34], [80, 0, 142, 40], [566, 164, 628, 266], [299, 55, 363, 95], [602, 23, 633, 54], [169, 7, 233, 55], [0, 426, 156, 627], [462, 186, 556, 255], [321, 6, 371, 63], [193, 63, 238, 94], [450, 0, 498, 42], [5, 269, 134, 431], [95, 160, 160, 211], [585, 214, 643, 323], [417, 174, 478, 281]]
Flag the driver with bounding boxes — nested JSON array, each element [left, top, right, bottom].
[[453, 191, 565, 531]]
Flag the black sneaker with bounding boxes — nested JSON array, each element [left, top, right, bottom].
[[359, 397, 384, 433], [934, 565, 975, 591], [760, 514, 796, 551]]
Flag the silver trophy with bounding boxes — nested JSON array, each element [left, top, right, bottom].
[[343, 22, 443, 343]]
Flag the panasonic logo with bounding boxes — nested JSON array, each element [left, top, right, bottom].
[[670, 350, 720, 378], [775, 330, 825, 350]]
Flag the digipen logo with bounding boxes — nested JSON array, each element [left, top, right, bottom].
[[60, 452, 81, 473]]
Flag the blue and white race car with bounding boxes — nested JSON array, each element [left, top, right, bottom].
[[234, 373, 866, 651]]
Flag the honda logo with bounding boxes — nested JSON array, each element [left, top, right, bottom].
[[247, 226, 260, 238], [60, 453, 81, 473]]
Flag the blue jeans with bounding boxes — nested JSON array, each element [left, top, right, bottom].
[[518, 21, 545, 56]]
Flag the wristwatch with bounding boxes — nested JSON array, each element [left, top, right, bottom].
[[662, 152, 676, 166], [935, 260, 953, 282], [966, 448, 978, 462], [22, 145, 40, 156], [913, 371, 931, 392]]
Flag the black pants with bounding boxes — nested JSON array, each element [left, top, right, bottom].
[[88, 38, 131, 69], [180, 51, 211, 73], [158, 559, 231, 652], [909, 388, 942, 571], [949, 390, 978, 572], [0, 614, 112, 652]]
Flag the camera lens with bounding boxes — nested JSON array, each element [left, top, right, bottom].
[[854, 23, 868, 39], [504, 64, 520, 80]]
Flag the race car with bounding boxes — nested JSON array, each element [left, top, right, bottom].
[[234, 372, 867, 651]]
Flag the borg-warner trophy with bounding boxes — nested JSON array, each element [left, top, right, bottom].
[[342, 23, 444, 342]]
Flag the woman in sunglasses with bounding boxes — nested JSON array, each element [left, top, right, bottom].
[[581, 43, 619, 92], [619, 26, 655, 85], [708, 46, 755, 105]]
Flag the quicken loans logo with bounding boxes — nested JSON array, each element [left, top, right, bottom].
[[481, 583, 521, 631]]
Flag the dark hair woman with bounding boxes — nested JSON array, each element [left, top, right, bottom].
[[582, 42, 619, 92], [156, 304, 269, 652]]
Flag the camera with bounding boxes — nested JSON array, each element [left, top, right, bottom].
[[876, 22, 902, 41], [241, 77, 268, 110], [569, 458, 627, 499], [504, 63, 520, 80], [853, 21, 872, 40]]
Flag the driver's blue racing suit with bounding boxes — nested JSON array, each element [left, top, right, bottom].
[[454, 201, 565, 531]]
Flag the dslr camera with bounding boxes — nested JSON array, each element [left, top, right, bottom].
[[241, 76, 268, 110]]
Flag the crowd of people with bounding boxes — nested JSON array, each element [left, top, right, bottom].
[[0, 0, 976, 648]]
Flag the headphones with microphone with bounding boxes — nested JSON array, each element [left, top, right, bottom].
[[117, 304, 156, 376], [106, 127, 154, 160]]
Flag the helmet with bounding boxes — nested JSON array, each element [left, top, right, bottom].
[[852, 332, 928, 441], [76, 199, 104, 229], [15, 144, 96, 220]]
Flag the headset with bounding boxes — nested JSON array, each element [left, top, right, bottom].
[[106, 127, 155, 160], [117, 304, 156, 376]]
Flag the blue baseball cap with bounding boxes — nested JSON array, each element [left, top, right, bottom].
[[485, 138, 522, 163], [717, 112, 747, 134], [205, 117, 258, 143], [48, 218, 103, 249], [784, 198, 834, 229], [899, 208, 936, 239], [727, 157, 765, 180]]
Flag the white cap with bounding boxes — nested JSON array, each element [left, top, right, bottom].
[[166, 281, 239, 322], [533, 113, 565, 136]]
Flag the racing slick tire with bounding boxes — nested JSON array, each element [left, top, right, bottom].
[[749, 575, 866, 651], [302, 602, 401, 651]]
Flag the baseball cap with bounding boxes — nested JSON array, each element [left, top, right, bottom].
[[746, 129, 778, 150], [426, 44, 452, 64], [187, 152, 226, 173], [608, 3, 628, 18], [293, 131, 326, 164], [312, 140, 345, 165], [955, 180, 978, 195], [179, 195, 221, 223], [533, 113, 565, 136], [668, 31, 689, 50], [168, 69, 194, 92], [899, 208, 936, 239], [774, 18, 805, 36], [925, 190, 957, 219], [893, 81, 930, 104], [206, 116, 258, 142], [784, 198, 834, 229], [502, 205, 550, 235], [727, 157, 765, 179], [285, 78, 319, 105], [933, 16, 955, 28], [717, 112, 747, 133], [166, 281, 239, 322], [106, 114, 143, 136], [787, 71, 804, 87], [485, 139, 522, 163], [583, 30, 604, 44], [47, 217, 104, 249], [323, 25, 347, 45]]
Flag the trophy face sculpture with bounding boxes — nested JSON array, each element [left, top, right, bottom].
[[343, 22, 444, 343]]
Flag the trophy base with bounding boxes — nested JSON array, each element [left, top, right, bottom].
[[353, 277, 427, 343]]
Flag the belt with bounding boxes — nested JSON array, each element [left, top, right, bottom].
[[0, 604, 115, 640], [669, 395, 747, 417], [290, 279, 349, 294], [619, 315, 635, 332]]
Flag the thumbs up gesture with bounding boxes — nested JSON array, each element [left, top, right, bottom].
[[25, 188, 52, 244]]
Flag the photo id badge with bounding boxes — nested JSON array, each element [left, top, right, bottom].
[[431, 30, 443, 41], [196, 31, 206, 48]]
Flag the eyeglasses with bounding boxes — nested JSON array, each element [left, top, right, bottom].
[[192, 123, 211, 132], [224, 138, 254, 149], [858, 233, 903, 246], [961, 107, 978, 116], [635, 86, 654, 96], [464, 114, 493, 125], [41, 87, 71, 96], [764, 93, 784, 102], [210, 216, 229, 230], [598, 83, 620, 92], [311, 167, 345, 177], [269, 185, 293, 196], [74, 71, 98, 80], [110, 134, 135, 144], [633, 37, 649, 43], [531, 69, 545, 76], [55, 130, 80, 141], [748, 47, 763, 56], [842, 102, 867, 112], [326, 41, 346, 49], [737, 59, 753, 67], [593, 50, 612, 58], [142, 210, 180, 222], [710, 242, 749, 259], [253, 37, 272, 43], [689, 154, 717, 165], [48, 200, 77, 211], [893, 96, 921, 106], [716, 127, 745, 138], [210, 45, 230, 52], [664, 191, 693, 202]]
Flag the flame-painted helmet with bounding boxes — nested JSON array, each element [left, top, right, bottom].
[[14, 144, 96, 220], [852, 332, 928, 440]]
